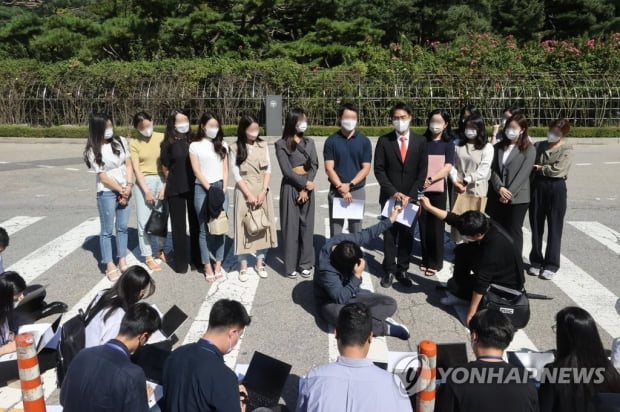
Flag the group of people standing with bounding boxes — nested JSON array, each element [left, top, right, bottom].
[[83, 101, 572, 291], [83, 110, 278, 282]]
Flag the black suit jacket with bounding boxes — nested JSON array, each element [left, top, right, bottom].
[[374, 131, 428, 205]]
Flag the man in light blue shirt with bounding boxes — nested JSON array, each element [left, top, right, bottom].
[[296, 303, 413, 412]]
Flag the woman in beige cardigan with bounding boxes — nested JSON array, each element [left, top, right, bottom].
[[229, 114, 277, 282]]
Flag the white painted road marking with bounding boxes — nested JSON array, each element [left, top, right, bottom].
[[523, 227, 620, 338], [569, 221, 620, 255], [7, 217, 100, 284], [433, 264, 538, 352], [0, 216, 45, 236]]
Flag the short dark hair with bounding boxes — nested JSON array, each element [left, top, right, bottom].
[[338, 103, 359, 118], [0, 227, 9, 248], [208, 299, 251, 330], [469, 309, 515, 350], [549, 118, 570, 137], [118, 302, 161, 338], [389, 102, 413, 118], [132, 111, 152, 129], [331, 240, 363, 275], [456, 211, 490, 236], [336, 303, 372, 347], [1, 271, 26, 295]]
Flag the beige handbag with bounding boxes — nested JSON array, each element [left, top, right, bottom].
[[242, 206, 270, 236], [207, 211, 228, 235], [452, 193, 488, 214]]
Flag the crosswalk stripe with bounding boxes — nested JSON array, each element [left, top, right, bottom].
[[0, 216, 45, 236], [568, 221, 620, 254], [523, 227, 620, 338], [181, 273, 260, 369], [434, 262, 539, 352], [6, 217, 100, 284]]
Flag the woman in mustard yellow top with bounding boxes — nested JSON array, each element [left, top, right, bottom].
[[130, 111, 167, 271]]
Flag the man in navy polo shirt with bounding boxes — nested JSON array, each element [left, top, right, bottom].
[[162, 299, 252, 412], [324, 103, 372, 237], [60, 303, 161, 412]]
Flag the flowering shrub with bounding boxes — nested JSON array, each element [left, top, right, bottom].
[[386, 32, 620, 74]]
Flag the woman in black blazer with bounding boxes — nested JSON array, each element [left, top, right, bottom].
[[488, 114, 536, 257]]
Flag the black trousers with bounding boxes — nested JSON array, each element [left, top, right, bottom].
[[168, 191, 201, 273], [486, 194, 529, 258], [447, 243, 477, 301], [320, 292, 397, 337], [419, 191, 447, 271], [383, 221, 414, 273], [529, 178, 567, 272]]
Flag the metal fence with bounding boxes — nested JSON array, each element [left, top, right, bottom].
[[0, 71, 619, 127]]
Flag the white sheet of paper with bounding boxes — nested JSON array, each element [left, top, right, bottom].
[[381, 198, 419, 227], [146, 380, 164, 408], [332, 198, 365, 220]]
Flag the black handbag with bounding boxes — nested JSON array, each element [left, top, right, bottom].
[[482, 283, 531, 329], [145, 209, 168, 238]]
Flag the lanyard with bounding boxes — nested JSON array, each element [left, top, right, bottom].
[[477, 355, 504, 361], [200, 339, 222, 356], [106, 342, 129, 358]]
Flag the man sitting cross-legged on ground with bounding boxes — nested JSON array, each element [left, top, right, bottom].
[[314, 204, 410, 340], [297, 302, 413, 412]]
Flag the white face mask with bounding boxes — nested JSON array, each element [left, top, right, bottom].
[[505, 128, 520, 141], [430, 123, 444, 135], [547, 132, 561, 143], [139, 127, 153, 138], [104, 128, 114, 139], [393, 119, 410, 133], [464, 128, 477, 139], [341, 119, 357, 132], [296, 121, 308, 134], [175, 123, 190, 134], [246, 130, 259, 139], [462, 236, 477, 243], [205, 127, 219, 139]]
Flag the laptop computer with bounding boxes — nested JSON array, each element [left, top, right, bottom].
[[436, 342, 469, 370], [507, 350, 555, 382], [148, 305, 188, 344], [242, 351, 292, 411]]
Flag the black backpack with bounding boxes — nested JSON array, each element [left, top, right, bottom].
[[56, 309, 87, 387]]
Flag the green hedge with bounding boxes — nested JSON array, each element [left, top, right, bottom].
[[0, 125, 618, 138]]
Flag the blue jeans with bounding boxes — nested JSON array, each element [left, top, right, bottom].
[[96, 190, 130, 264], [194, 181, 228, 264], [134, 175, 167, 258], [238, 250, 267, 266]]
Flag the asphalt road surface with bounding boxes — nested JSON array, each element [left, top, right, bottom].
[[0, 137, 618, 409]]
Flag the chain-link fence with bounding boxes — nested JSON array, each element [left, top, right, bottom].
[[0, 71, 618, 127]]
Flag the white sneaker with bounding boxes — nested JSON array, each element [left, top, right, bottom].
[[255, 266, 268, 279], [440, 292, 468, 306], [540, 269, 556, 280], [527, 265, 541, 276], [300, 268, 313, 278], [239, 269, 249, 282]]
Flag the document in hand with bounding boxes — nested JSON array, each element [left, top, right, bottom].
[[332, 198, 365, 220], [381, 198, 419, 227], [0, 317, 61, 362], [425, 154, 446, 192]]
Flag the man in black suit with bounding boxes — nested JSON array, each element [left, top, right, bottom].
[[374, 102, 428, 288]]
